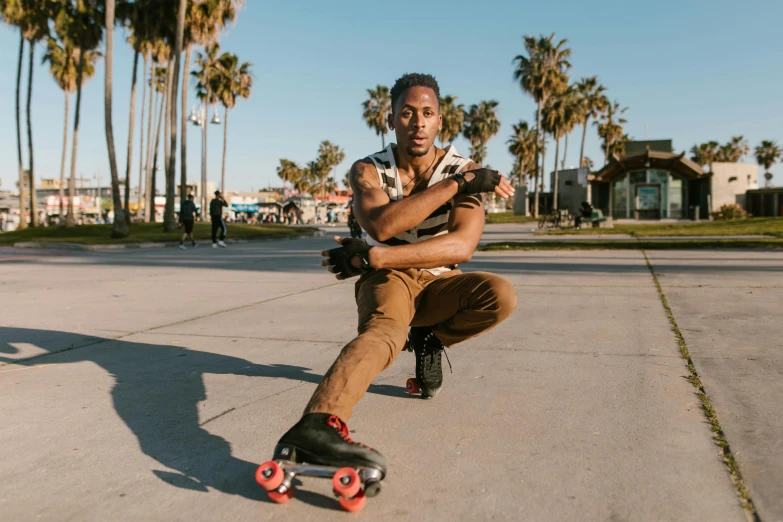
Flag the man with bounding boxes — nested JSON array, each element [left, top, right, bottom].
[[210, 190, 228, 248], [270, 74, 517, 479], [178, 193, 199, 249]]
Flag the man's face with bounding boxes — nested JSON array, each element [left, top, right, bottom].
[[389, 86, 442, 158]]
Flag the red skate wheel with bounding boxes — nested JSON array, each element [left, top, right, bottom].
[[255, 461, 284, 491], [268, 487, 294, 504], [332, 468, 361, 499], [339, 490, 366, 512], [406, 378, 420, 394]]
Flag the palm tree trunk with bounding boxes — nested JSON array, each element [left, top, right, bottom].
[[163, 63, 173, 184], [144, 64, 158, 222], [124, 49, 139, 226], [381, 132, 385, 149], [201, 117, 207, 220], [541, 135, 547, 203], [163, 62, 176, 232], [180, 44, 191, 201], [66, 50, 86, 228], [579, 118, 589, 168], [15, 32, 27, 230], [562, 133, 568, 171], [26, 39, 38, 227], [137, 54, 147, 219], [553, 136, 561, 210], [149, 81, 167, 223], [105, 0, 128, 237], [58, 92, 70, 222], [221, 107, 229, 192], [164, 0, 186, 233], [533, 101, 542, 218]]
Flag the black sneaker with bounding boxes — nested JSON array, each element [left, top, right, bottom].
[[274, 413, 387, 477], [407, 326, 450, 399]]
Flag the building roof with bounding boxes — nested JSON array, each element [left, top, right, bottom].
[[594, 148, 707, 183]]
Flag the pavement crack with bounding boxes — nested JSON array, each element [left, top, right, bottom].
[[643, 250, 760, 522], [199, 382, 308, 427]]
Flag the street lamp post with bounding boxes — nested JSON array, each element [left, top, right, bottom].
[[189, 104, 221, 221]]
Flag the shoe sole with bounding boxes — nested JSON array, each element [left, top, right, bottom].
[[273, 443, 386, 477]]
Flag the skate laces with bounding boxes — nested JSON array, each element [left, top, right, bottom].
[[327, 415, 371, 449], [418, 329, 452, 374]]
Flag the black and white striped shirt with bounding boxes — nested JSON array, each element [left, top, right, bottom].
[[366, 144, 471, 275]]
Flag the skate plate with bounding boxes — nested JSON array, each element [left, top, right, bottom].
[[256, 460, 383, 512]]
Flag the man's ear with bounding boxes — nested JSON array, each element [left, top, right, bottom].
[[387, 112, 394, 131]]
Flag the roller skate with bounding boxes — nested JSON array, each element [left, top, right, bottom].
[[255, 413, 386, 512], [405, 326, 451, 399]]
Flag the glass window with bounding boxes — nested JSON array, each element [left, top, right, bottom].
[[630, 171, 647, 185], [669, 176, 683, 218], [612, 175, 627, 218]]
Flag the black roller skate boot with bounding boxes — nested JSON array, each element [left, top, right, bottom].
[[407, 326, 451, 399], [273, 413, 388, 478]]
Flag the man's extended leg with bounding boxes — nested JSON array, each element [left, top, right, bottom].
[[274, 269, 423, 476], [305, 269, 422, 420], [211, 219, 218, 245], [407, 271, 517, 396]]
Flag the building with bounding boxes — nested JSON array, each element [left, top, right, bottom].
[[746, 188, 783, 217], [588, 140, 758, 220]]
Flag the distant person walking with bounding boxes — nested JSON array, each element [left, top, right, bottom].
[[210, 191, 228, 248], [178, 194, 199, 249]]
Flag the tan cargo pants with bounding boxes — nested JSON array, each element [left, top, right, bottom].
[[305, 268, 517, 421]]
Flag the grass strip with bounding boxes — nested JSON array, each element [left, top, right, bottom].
[[485, 212, 538, 224], [0, 222, 314, 246], [479, 239, 783, 251], [543, 217, 783, 237], [643, 251, 759, 521]]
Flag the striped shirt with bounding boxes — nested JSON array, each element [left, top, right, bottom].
[[365, 144, 471, 275]]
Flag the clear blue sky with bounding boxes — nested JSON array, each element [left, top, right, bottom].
[[1, 0, 782, 194]]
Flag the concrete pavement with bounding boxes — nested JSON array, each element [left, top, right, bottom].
[[1, 224, 779, 521]]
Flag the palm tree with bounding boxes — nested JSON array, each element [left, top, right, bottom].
[[755, 141, 782, 187], [192, 42, 221, 216], [575, 76, 607, 168], [315, 141, 345, 200], [438, 95, 464, 147], [342, 170, 351, 190], [731, 136, 750, 163], [160, 0, 188, 233], [462, 100, 501, 165], [542, 88, 580, 208], [276, 159, 301, 191], [1, 0, 49, 227], [689, 141, 720, 170], [103, 0, 129, 237], [1, 0, 27, 228], [214, 52, 253, 193], [507, 120, 537, 188], [55, 1, 103, 227], [513, 33, 571, 217], [362, 85, 391, 149], [42, 36, 92, 222], [595, 100, 628, 165], [180, 1, 243, 210]]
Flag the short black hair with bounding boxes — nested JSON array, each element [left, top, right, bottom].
[[390, 73, 440, 113], [187, 193, 194, 199]]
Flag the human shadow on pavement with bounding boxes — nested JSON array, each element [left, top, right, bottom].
[[0, 327, 406, 510]]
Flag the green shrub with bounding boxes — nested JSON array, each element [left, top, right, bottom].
[[711, 203, 748, 220]]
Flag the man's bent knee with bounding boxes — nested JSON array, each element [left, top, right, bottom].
[[481, 274, 517, 324]]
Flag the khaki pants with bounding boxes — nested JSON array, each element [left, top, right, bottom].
[[305, 268, 517, 421]]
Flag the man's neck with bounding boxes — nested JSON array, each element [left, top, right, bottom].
[[393, 144, 442, 177]]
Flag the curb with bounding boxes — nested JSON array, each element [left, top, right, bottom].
[[12, 230, 325, 251]]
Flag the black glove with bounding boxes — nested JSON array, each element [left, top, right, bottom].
[[452, 168, 501, 195], [325, 238, 373, 279]]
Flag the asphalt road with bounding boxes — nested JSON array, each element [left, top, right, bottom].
[[1, 224, 780, 521]]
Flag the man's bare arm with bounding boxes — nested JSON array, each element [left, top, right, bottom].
[[367, 192, 485, 269], [350, 159, 459, 242]]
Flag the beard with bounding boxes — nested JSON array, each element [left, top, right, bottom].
[[406, 142, 431, 158]]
